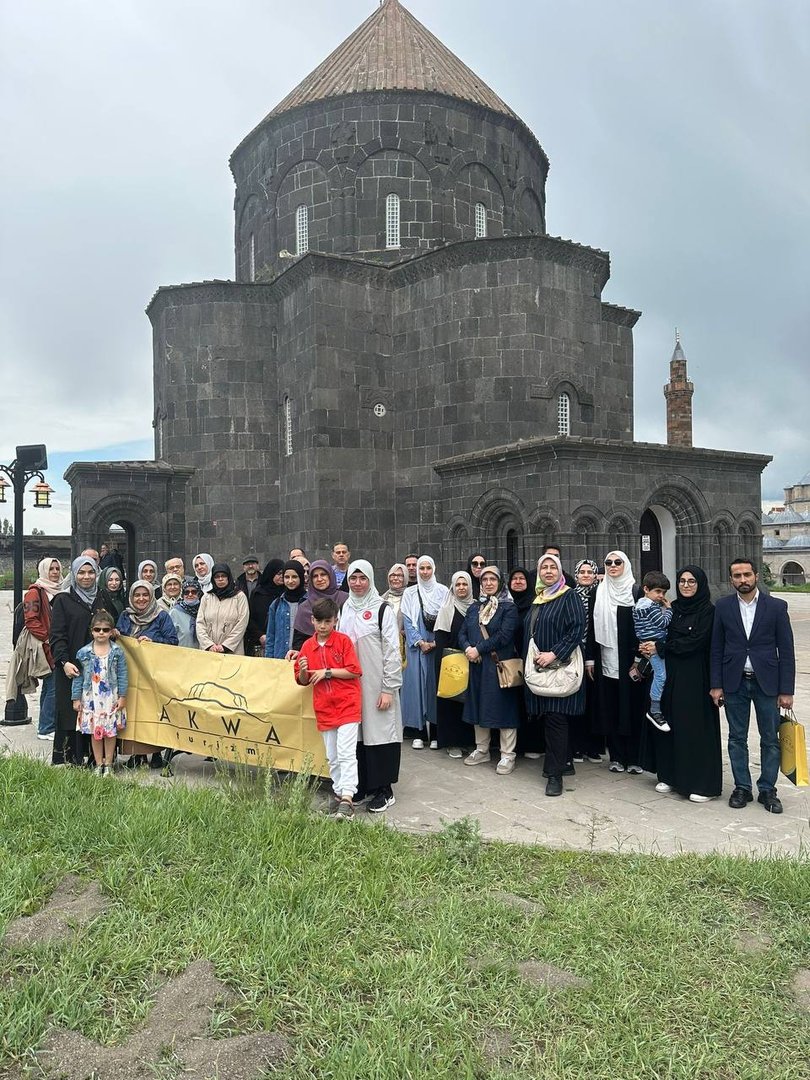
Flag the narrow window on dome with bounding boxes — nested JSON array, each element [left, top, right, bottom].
[[385, 193, 400, 249], [283, 396, 293, 457], [248, 233, 256, 282], [295, 205, 309, 256], [475, 202, 487, 238], [557, 391, 570, 436]]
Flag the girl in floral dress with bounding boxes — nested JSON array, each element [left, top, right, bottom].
[[71, 609, 128, 776]]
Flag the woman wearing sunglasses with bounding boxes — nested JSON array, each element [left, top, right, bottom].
[[591, 550, 646, 774]]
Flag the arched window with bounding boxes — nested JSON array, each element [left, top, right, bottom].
[[248, 233, 256, 282], [385, 193, 400, 249], [557, 391, 570, 435], [474, 202, 487, 239], [295, 205, 309, 256], [283, 396, 292, 457]]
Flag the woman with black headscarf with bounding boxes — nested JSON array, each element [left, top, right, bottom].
[[466, 553, 488, 599], [264, 561, 306, 659], [245, 559, 285, 655], [639, 565, 722, 802], [196, 563, 250, 655]]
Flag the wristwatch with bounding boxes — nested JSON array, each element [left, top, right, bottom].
[[324, 669, 333, 680]]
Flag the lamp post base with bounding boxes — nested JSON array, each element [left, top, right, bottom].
[[2, 693, 31, 726]]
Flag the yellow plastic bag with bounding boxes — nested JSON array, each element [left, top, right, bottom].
[[779, 709, 809, 787], [437, 649, 469, 700]]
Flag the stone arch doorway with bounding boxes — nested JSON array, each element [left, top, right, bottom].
[[781, 560, 806, 585], [66, 461, 193, 586], [640, 504, 677, 587]]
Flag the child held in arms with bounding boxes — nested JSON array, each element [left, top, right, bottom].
[[293, 597, 363, 820], [71, 609, 128, 777], [632, 571, 672, 732]]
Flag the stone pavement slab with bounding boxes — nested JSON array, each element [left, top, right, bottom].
[[2, 590, 808, 858]]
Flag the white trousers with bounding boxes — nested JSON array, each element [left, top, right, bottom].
[[322, 723, 360, 798]]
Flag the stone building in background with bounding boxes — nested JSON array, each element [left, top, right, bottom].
[[762, 474, 810, 585], [67, 0, 768, 589]]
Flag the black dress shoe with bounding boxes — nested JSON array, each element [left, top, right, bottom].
[[757, 790, 783, 814], [545, 776, 563, 797], [728, 786, 753, 809]]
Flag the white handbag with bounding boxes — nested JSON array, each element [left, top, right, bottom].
[[524, 640, 584, 698]]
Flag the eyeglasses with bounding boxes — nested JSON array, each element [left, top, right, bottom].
[[605, 559, 624, 567], [91, 627, 111, 633], [678, 578, 698, 586], [471, 560, 486, 567]]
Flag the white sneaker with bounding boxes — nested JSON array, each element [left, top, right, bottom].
[[626, 764, 644, 775], [429, 740, 438, 750], [495, 757, 515, 775], [411, 739, 425, 750], [689, 793, 712, 803], [446, 747, 463, 759], [655, 782, 673, 793], [608, 761, 625, 773], [524, 752, 541, 760], [37, 732, 55, 741], [464, 749, 491, 766]]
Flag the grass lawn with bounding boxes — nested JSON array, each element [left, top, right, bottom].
[[1, 756, 808, 1079]]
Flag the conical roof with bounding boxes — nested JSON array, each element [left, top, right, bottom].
[[267, 0, 517, 121]]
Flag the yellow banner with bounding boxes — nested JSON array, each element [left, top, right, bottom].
[[120, 638, 328, 776]]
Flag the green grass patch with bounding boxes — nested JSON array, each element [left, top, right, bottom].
[[1, 756, 808, 1079]]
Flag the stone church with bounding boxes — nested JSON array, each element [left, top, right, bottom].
[[67, 0, 768, 590]]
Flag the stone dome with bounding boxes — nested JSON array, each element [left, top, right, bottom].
[[763, 536, 784, 549], [784, 534, 810, 548]]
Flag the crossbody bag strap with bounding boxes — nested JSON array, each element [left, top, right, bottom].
[[478, 620, 501, 664]]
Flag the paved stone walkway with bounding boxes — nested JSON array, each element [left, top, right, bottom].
[[2, 590, 808, 857]]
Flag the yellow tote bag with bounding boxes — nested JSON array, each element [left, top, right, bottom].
[[437, 649, 469, 700], [779, 710, 809, 787]]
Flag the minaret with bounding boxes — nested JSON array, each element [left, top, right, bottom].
[[664, 329, 694, 447]]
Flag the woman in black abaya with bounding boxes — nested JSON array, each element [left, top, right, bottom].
[[639, 565, 722, 801]]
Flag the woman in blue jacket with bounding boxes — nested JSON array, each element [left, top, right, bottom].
[[264, 562, 307, 658], [458, 565, 521, 775], [115, 579, 178, 769], [116, 581, 179, 645]]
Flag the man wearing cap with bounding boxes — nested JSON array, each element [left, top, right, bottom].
[[237, 556, 263, 655]]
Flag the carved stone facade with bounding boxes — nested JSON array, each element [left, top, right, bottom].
[[67, 0, 769, 592]]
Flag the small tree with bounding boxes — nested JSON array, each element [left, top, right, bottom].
[[761, 562, 775, 588], [1, 518, 12, 536]]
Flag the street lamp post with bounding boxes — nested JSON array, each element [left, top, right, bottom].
[[0, 444, 51, 726]]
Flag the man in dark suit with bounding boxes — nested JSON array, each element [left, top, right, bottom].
[[710, 558, 795, 814]]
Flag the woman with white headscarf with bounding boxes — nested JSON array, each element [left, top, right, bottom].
[[192, 552, 215, 594], [400, 555, 449, 749], [433, 571, 475, 757], [338, 560, 403, 812], [592, 549, 645, 773], [22, 557, 64, 740], [49, 555, 102, 766]]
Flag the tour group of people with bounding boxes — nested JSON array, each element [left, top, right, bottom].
[[12, 538, 796, 819]]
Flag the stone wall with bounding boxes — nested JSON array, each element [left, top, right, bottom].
[[231, 91, 549, 279]]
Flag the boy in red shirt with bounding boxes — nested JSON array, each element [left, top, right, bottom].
[[294, 597, 363, 819]]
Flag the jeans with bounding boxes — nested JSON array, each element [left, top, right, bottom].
[[649, 653, 666, 709], [38, 672, 56, 735], [724, 675, 780, 793]]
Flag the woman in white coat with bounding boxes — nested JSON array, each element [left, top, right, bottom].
[[338, 559, 403, 813], [196, 563, 250, 655]]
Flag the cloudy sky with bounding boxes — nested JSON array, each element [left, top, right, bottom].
[[1, 0, 808, 533]]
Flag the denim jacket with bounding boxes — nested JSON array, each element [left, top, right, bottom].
[[71, 642, 129, 701]]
